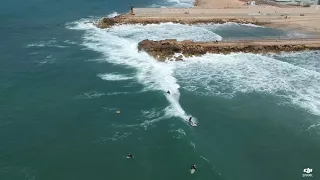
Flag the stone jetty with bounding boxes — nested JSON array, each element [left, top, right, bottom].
[[137, 39, 320, 61], [96, 15, 260, 29]]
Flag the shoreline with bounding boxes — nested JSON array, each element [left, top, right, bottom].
[[97, 6, 320, 36], [95, 0, 320, 58], [96, 16, 263, 28]]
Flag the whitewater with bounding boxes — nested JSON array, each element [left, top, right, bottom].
[[67, 15, 320, 128]]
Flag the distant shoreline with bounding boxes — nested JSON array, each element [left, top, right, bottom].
[[95, 0, 320, 59], [97, 5, 320, 36]]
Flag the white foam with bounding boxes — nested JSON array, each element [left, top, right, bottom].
[[307, 121, 320, 130], [63, 40, 77, 45], [197, 22, 264, 31], [150, 0, 194, 8], [165, 0, 195, 7], [200, 156, 210, 163], [75, 91, 105, 99], [140, 108, 163, 119], [174, 53, 320, 116], [97, 73, 133, 81], [105, 92, 130, 96], [149, 4, 167, 8], [68, 16, 320, 122], [107, 12, 119, 18], [190, 141, 195, 148], [271, 51, 320, 73], [37, 55, 56, 64], [286, 31, 309, 38], [110, 23, 222, 42], [67, 20, 224, 122], [241, 23, 265, 28], [27, 40, 67, 48], [169, 128, 187, 139]]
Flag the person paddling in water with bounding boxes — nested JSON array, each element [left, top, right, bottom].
[[167, 91, 171, 94], [127, 153, 134, 159], [191, 164, 197, 171]]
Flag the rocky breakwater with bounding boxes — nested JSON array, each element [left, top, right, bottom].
[[96, 15, 260, 29], [138, 39, 320, 61]]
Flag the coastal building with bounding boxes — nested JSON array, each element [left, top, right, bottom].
[[274, 0, 291, 2], [273, 0, 318, 5], [248, 1, 256, 5], [299, 0, 318, 6]]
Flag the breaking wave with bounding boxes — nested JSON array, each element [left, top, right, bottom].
[[67, 14, 320, 125], [107, 12, 119, 18], [174, 52, 320, 116], [97, 73, 133, 81], [27, 40, 67, 48], [109, 22, 222, 42], [165, 0, 195, 7], [67, 20, 222, 122], [151, 0, 194, 8]]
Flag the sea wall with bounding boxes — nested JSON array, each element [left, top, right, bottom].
[[137, 39, 320, 61], [96, 15, 260, 28]]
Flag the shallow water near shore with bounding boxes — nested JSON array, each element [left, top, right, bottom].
[[1, 0, 320, 180]]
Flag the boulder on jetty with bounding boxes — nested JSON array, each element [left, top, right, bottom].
[[96, 15, 125, 28], [138, 39, 320, 61]]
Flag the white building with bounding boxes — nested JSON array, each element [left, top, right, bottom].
[[300, 0, 318, 6], [248, 1, 256, 5]]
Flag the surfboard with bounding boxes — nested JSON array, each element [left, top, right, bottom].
[[190, 122, 197, 127], [190, 169, 196, 174]]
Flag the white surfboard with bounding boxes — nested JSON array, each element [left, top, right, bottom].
[[190, 169, 196, 174], [190, 122, 197, 127]]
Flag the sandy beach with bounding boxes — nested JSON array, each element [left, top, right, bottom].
[[194, 0, 296, 8], [97, 0, 320, 36], [130, 5, 320, 36], [194, 0, 247, 8], [192, 0, 320, 35]]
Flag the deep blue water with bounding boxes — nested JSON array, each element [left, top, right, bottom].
[[1, 0, 320, 180]]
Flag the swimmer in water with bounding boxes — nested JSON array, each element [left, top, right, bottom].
[[191, 164, 197, 171], [127, 153, 133, 158], [167, 91, 171, 94]]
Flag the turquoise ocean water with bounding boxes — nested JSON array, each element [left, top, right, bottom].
[[1, 0, 320, 180]]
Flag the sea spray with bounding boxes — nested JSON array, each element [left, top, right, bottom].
[[67, 19, 224, 123], [68, 15, 320, 123], [174, 52, 320, 116], [97, 73, 133, 81]]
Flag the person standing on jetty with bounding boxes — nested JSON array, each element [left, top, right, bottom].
[[130, 6, 134, 15]]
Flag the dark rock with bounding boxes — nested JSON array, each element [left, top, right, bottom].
[[175, 55, 184, 61]]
